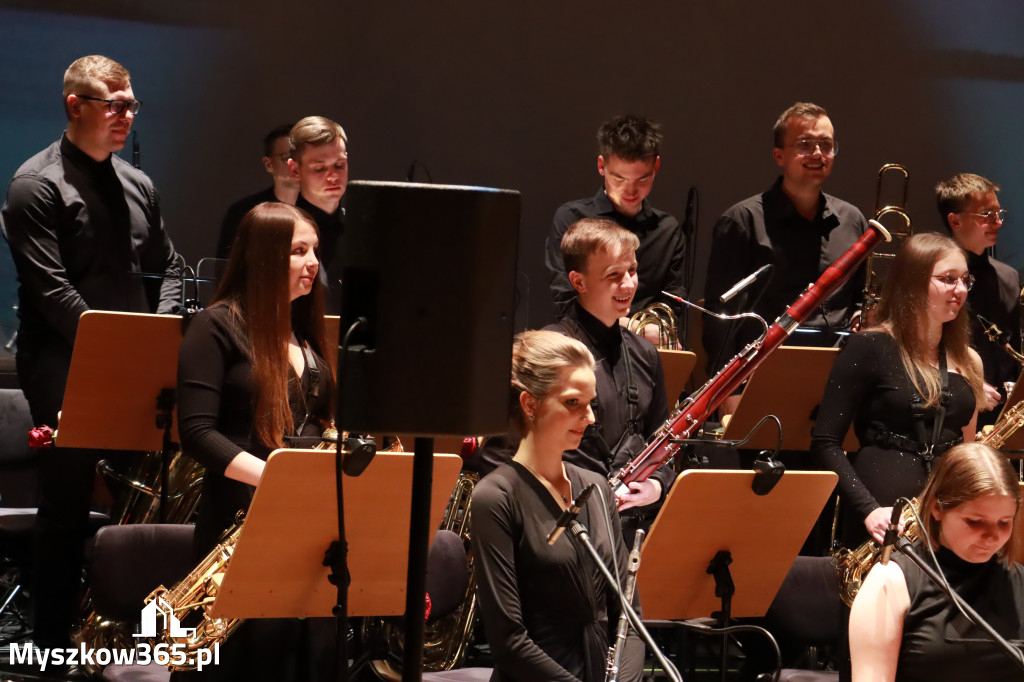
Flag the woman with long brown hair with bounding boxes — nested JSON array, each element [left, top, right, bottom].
[[849, 442, 1024, 681], [812, 232, 985, 548], [175, 201, 334, 680]]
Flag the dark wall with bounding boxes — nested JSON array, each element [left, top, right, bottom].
[[1, 1, 1023, 344]]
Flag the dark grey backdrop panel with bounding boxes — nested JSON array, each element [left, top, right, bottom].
[[338, 180, 520, 436]]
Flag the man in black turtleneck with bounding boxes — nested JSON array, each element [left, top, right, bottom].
[[287, 115, 347, 311], [937, 173, 1018, 427], [479, 218, 673, 538]]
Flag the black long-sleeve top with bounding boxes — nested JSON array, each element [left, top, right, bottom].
[[472, 461, 643, 682], [545, 189, 685, 320], [295, 194, 343, 313], [703, 177, 867, 373], [477, 303, 674, 502], [177, 303, 331, 552], [2, 134, 182, 350]]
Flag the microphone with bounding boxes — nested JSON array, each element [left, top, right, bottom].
[[720, 264, 774, 303], [879, 498, 908, 565], [546, 483, 596, 546]]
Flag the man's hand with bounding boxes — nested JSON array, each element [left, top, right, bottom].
[[616, 479, 662, 511]]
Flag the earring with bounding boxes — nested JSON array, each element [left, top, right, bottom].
[[528, 413, 536, 421]]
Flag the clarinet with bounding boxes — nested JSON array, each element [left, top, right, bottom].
[[605, 529, 644, 682], [609, 220, 891, 494]]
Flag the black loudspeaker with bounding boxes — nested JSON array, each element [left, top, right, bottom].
[[337, 180, 520, 436]]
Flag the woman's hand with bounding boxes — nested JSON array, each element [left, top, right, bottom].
[[864, 506, 894, 545]]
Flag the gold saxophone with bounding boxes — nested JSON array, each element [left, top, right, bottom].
[[834, 404, 1024, 606], [363, 471, 479, 680], [627, 303, 678, 349]]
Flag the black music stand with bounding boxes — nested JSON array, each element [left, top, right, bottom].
[[57, 310, 183, 521], [638, 469, 837, 679], [722, 345, 856, 452]]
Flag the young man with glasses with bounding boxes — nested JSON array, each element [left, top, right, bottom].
[[936, 172, 1018, 424], [702, 102, 868, 415], [545, 114, 685, 333], [0, 55, 181, 656], [215, 122, 298, 258]]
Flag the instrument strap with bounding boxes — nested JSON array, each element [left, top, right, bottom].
[[294, 336, 321, 436], [910, 344, 950, 469]]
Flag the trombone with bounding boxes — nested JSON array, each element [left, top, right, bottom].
[[863, 163, 912, 319]]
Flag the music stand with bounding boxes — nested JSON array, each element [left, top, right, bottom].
[[57, 311, 181, 451], [638, 469, 837, 621], [722, 346, 856, 452], [211, 449, 463, 619], [658, 349, 697, 407]]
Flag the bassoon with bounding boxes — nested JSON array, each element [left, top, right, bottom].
[[609, 219, 891, 494]]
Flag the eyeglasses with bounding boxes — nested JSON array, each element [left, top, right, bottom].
[[787, 138, 837, 157], [76, 94, 142, 116], [933, 273, 975, 291], [965, 209, 1008, 223]]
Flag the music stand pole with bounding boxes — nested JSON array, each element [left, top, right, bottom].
[[567, 520, 683, 682], [401, 437, 435, 681]]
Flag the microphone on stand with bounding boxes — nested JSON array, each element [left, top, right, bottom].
[[880, 498, 909, 565], [720, 264, 774, 303], [132, 130, 140, 169], [547, 483, 596, 546]]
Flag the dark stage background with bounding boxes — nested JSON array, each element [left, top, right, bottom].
[[1, 1, 1022, 350]]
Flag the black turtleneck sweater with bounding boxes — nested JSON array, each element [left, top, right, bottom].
[[892, 542, 1024, 681], [296, 193, 343, 312]]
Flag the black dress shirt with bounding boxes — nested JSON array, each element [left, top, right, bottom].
[[545, 189, 685, 320], [1, 134, 181, 423], [295, 194, 343, 313], [703, 176, 868, 373], [216, 185, 280, 258], [966, 249, 1021, 426]]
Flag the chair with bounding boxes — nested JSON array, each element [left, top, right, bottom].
[[85, 523, 196, 682], [0, 388, 38, 640], [763, 556, 843, 681]]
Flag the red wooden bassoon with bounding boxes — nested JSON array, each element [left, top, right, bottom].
[[610, 219, 891, 494]]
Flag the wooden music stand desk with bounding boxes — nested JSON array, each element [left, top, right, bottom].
[[637, 469, 837, 621], [722, 346, 856, 452], [210, 449, 463, 619], [56, 311, 182, 451], [659, 349, 697, 407]]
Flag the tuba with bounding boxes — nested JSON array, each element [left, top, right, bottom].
[[363, 471, 479, 680], [863, 164, 912, 322], [627, 303, 678, 349]]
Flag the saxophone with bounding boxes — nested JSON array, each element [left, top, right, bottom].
[[833, 406, 1024, 607]]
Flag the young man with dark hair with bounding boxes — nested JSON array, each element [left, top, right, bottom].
[[482, 218, 673, 536], [703, 101, 868, 415], [545, 115, 685, 326], [287, 115, 348, 308], [936, 172, 1016, 423], [215, 122, 298, 258], [1, 54, 181, 653]]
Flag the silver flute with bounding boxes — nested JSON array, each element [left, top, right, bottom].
[[605, 528, 644, 682]]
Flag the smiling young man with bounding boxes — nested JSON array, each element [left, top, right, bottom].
[[216, 123, 298, 258], [545, 115, 685, 324], [0, 55, 181, 654], [703, 102, 868, 406], [937, 173, 1019, 425], [287, 116, 348, 309]]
